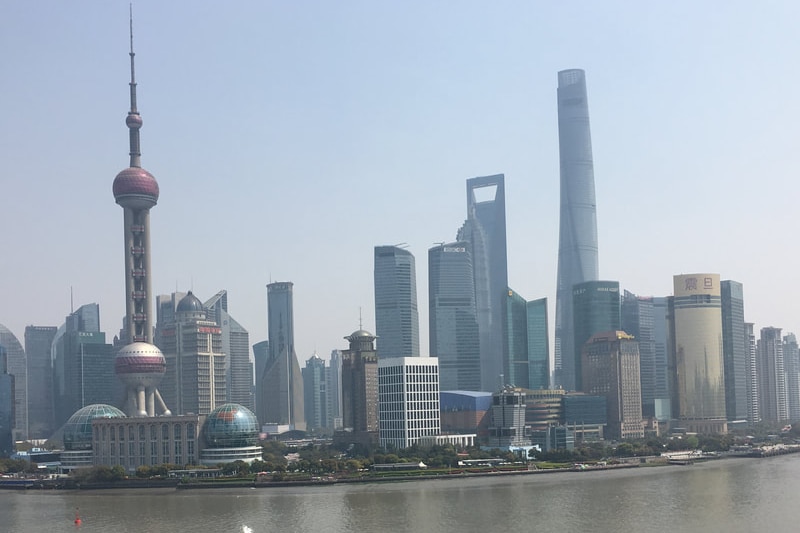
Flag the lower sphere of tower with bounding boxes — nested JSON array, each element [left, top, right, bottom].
[[115, 341, 166, 389], [113, 167, 159, 209]]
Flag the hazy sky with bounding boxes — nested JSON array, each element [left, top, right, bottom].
[[3, 1, 800, 365]]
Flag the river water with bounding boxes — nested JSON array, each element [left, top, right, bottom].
[[2, 455, 799, 533]]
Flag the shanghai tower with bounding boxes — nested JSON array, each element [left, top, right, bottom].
[[554, 69, 599, 391]]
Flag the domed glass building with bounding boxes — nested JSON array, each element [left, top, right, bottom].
[[200, 404, 262, 465], [60, 404, 126, 470], [63, 404, 127, 451]]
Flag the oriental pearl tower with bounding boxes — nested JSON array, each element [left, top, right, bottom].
[[113, 12, 171, 417]]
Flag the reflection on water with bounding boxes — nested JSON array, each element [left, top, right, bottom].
[[3, 456, 800, 533]]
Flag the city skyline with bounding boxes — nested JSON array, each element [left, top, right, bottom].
[[4, 3, 800, 369]]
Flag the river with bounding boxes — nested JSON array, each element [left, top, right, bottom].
[[2, 455, 799, 532]]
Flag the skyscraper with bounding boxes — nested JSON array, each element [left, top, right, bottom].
[[158, 292, 227, 415], [302, 354, 328, 433], [757, 326, 787, 422], [252, 340, 269, 424], [783, 334, 800, 421], [374, 245, 420, 358], [378, 356, 441, 449], [721, 280, 748, 421], [327, 349, 343, 430], [457, 174, 509, 392], [669, 274, 727, 434], [428, 242, 480, 391], [572, 280, 620, 392], [339, 329, 379, 446], [505, 291, 550, 390], [554, 69, 599, 392], [745, 322, 759, 423], [205, 290, 254, 410], [581, 331, 644, 440], [260, 282, 305, 430], [52, 304, 116, 427], [24, 325, 57, 439], [112, 16, 169, 417], [0, 324, 27, 440], [0, 346, 13, 456]]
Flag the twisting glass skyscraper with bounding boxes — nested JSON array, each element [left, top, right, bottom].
[[458, 175, 508, 392], [374, 245, 420, 358], [554, 69, 599, 391]]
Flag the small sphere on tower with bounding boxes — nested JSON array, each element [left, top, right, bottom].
[[126, 113, 143, 129]]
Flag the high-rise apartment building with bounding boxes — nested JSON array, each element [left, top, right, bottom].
[[339, 330, 379, 446], [378, 356, 441, 449], [784, 334, 800, 421], [505, 291, 550, 390], [0, 324, 26, 440], [457, 174, 509, 392], [0, 346, 15, 456], [745, 322, 759, 423], [581, 331, 644, 440], [303, 354, 328, 433], [24, 325, 57, 439], [669, 274, 727, 434], [374, 245, 420, 358], [721, 280, 748, 422], [757, 327, 788, 422], [205, 290, 253, 410], [554, 69, 600, 392], [261, 282, 305, 430], [572, 281, 620, 392], [428, 242, 481, 391]]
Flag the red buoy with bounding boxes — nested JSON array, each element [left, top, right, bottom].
[[74, 508, 82, 526]]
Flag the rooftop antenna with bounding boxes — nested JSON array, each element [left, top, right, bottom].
[[359, 307, 363, 330], [127, 3, 142, 168], [70, 286, 74, 313]]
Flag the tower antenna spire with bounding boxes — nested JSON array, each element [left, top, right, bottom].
[[127, 3, 142, 168]]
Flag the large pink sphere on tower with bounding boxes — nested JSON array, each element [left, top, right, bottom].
[[113, 167, 159, 209], [115, 341, 166, 389]]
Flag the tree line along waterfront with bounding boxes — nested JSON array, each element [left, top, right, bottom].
[[5, 423, 798, 488]]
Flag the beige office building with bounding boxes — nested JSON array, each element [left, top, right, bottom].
[[670, 274, 727, 434]]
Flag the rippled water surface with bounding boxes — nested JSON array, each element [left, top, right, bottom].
[[2, 456, 800, 533]]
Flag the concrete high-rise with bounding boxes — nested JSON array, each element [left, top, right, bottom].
[[158, 292, 227, 415], [374, 245, 420, 358], [669, 274, 727, 434], [378, 356, 441, 449], [622, 291, 670, 417], [457, 174, 509, 392], [327, 349, 343, 430], [721, 280, 748, 422], [111, 17, 170, 417], [205, 290, 254, 410], [260, 282, 305, 430], [428, 242, 481, 391], [554, 69, 600, 392], [0, 324, 27, 440], [784, 334, 800, 421], [24, 326, 57, 439], [338, 330, 379, 446], [745, 322, 760, 423], [0, 346, 13, 456], [582, 331, 644, 440], [572, 280, 620, 392], [757, 327, 787, 422]]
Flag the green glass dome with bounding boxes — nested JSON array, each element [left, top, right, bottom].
[[63, 404, 126, 451], [202, 404, 259, 448]]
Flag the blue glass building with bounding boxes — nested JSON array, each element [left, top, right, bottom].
[[554, 69, 600, 392], [374, 245, 420, 358]]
